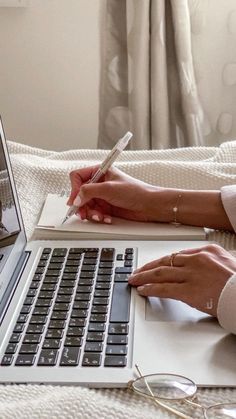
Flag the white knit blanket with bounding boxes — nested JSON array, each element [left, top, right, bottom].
[[1, 140, 236, 419]]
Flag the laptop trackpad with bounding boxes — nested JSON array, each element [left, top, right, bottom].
[[145, 297, 209, 322]]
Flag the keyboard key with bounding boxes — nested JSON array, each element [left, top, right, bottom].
[[71, 309, 88, 318], [5, 343, 18, 354], [75, 293, 91, 301], [91, 305, 108, 314], [115, 267, 132, 274], [66, 327, 84, 337], [20, 305, 31, 314], [9, 333, 21, 343], [69, 318, 86, 327], [33, 307, 49, 316], [108, 323, 129, 335], [104, 356, 127, 367], [77, 285, 92, 293], [109, 283, 131, 323], [90, 314, 107, 323], [95, 282, 111, 290], [64, 336, 82, 347], [107, 335, 128, 345], [19, 344, 39, 354], [96, 276, 112, 283], [26, 324, 44, 334], [23, 334, 42, 344], [46, 329, 64, 339], [79, 272, 95, 279], [86, 332, 104, 342], [84, 342, 103, 352], [106, 345, 127, 355], [52, 248, 67, 257], [78, 278, 94, 285], [114, 273, 130, 282], [1, 354, 13, 366], [60, 347, 80, 366], [43, 339, 61, 349], [92, 297, 109, 306], [50, 311, 68, 320], [17, 314, 28, 323], [24, 296, 35, 305], [82, 353, 101, 366], [15, 354, 35, 366], [38, 349, 58, 366], [72, 301, 89, 310], [88, 323, 105, 332], [48, 320, 65, 329], [30, 315, 47, 324], [100, 248, 115, 262], [53, 303, 70, 311], [125, 248, 134, 254], [94, 290, 110, 298], [14, 323, 25, 333]]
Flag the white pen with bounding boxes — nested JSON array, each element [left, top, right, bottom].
[[62, 131, 133, 224]]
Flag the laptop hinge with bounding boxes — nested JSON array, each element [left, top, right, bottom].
[[0, 251, 30, 324]]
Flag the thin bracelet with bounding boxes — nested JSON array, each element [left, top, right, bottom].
[[171, 194, 182, 226]]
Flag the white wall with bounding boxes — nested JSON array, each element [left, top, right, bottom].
[[0, 0, 103, 150]]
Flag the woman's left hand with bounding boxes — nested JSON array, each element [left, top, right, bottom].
[[128, 244, 236, 316]]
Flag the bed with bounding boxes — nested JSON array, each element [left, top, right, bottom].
[[0, 140, 236, 418]]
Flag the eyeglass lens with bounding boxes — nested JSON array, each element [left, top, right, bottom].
[[205, 404, 236, 419], [132, 373, 197, 400]]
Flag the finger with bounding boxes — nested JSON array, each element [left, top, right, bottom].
[[67, 166, 100, 206], [85, 208, 113, 224], [129, 267, 185, 286], [137, 283, 185, 300], [78, 182, 114, 207], [133, 253, 186, 274]]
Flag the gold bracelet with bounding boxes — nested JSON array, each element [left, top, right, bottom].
[[171, 194, 182, 226]]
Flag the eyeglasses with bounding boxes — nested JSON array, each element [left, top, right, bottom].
[[128, 365, 236, 419]]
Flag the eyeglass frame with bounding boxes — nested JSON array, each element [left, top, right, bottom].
[[128, 364, 236, 419]]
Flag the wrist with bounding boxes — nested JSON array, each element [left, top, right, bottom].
[[145, 187, 183, 223]]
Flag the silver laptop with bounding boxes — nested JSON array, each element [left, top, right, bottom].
[[0, 119, 235, 387]]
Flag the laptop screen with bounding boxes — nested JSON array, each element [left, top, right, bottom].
[[0, 120, 26, 309]]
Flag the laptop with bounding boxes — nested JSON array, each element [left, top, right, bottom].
[[0, 118, 235, 387]]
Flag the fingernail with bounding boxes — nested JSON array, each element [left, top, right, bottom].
[[73, 195, 81, 207], [137, 286, 145, 292], [92, 214, 100, 222], [104, 217, 112, 224]]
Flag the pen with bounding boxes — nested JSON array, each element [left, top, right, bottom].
[[62, 131, 133, 224]]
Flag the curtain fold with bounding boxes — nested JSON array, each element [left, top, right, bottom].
[[98, 0, 204, 149], [98, 0, 236, 150]]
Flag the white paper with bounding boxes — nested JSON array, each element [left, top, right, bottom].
[[36, 193, 206, 239]]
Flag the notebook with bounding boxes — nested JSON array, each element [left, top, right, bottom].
[[0, 117, 235, 388], [34, 193, 206, 241]]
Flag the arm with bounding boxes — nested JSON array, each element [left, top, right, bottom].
[[217, 273, 236, 334], [154, 188, 234, 231], [68, 166, 234, 231]]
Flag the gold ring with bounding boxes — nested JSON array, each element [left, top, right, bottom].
[[170, 252, 179, 267]]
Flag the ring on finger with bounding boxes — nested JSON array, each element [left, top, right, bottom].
[[170, 252, 179, 267]]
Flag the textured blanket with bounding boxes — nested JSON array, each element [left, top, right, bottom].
[[0, 140, 236, 418]]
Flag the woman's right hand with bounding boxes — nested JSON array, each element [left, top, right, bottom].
[[67, 166, 162, 223]]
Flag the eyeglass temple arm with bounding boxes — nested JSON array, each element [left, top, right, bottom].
[[135, 365, 192, 419]]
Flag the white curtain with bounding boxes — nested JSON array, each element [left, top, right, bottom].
[[98, 0, 236, 150]]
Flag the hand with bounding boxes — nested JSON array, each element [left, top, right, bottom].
[[128, 244, 236, 316], [67, 166, 161, 223]]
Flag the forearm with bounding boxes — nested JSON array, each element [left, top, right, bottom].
[[147, 188, 234, 231]]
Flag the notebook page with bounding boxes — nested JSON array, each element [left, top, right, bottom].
[[36, 193, 206, 239]]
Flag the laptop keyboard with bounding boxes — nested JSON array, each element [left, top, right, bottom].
[[1, 246, 135, 368]]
